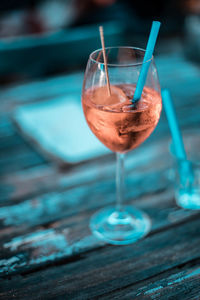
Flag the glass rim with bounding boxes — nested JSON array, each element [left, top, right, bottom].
[[89, 46, 153, 67]]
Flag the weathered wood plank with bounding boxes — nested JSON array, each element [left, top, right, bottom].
[[0, 217, 199, 299], [0, 186, 199, 277], [0, 138, 167, 204], [0, 146, 46, 176], [0, 119, 198, 206], [0, 134, 23, 151], [0, 131, 198, 234], [138, 266, 200, 300], [101, 262, 200, 299], [0, 117, 26, 151], [0, 50, 199, 299], [0, 118, 47, 176], [0, 116, 15, 138], [0, 165, 58, 204], [0, 169, 168, 236], [0, 136, 174, 235]]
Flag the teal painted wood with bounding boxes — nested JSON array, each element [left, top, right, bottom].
[[102, 263, 200, 299], [0, 45, 200, 299], [0, 218, 200, 299]]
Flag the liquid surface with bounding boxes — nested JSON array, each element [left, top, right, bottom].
[[82, 84, 162, 153]]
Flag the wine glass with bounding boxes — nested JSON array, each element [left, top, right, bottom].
[[82, 47, 162, 245]]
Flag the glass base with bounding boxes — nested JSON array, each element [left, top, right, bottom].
[[176, 188, 200, 210], [90, 206, 151, 245]]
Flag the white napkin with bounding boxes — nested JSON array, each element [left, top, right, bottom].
[[14, 95, 109, 163]]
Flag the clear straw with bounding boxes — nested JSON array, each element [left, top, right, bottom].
[[133, 21, 161, 103], [162, 89, 186, 160]]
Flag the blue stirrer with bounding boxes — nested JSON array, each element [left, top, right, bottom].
[[133, 21, 161, 103], [162, 89, 186, 160], [162, 89, 194, 186]]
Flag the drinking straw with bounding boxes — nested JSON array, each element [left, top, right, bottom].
[[133, 21, 161, 103], [162, 89, 187, 160], [162, 89, 194, 187], [99, 26, 111, 96]]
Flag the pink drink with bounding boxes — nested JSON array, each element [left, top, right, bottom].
[[82, 84, 162, 153]]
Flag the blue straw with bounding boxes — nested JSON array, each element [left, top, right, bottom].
[[133, 21, 161, 103], [162, 89, 194, 188], [162, 89, 187, 160]]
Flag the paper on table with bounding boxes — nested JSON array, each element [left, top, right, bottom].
[[14, 95, 110, 163]]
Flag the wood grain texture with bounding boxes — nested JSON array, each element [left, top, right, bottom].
[[0, 137, 168, 205], [0, 218, 200, 299], [0, 47, 200, 299], [101, 262, 200, 299]]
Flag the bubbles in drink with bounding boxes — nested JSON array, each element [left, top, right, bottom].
[[82, 84, 162, 153]]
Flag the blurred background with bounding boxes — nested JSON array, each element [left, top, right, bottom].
[[0, 0, 200, 172], [0, 0, 199, 85]]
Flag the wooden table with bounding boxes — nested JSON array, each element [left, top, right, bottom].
[[0, 49, 200, 299]]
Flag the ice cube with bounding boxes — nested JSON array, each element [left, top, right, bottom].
[[92, 85, 128, 106]]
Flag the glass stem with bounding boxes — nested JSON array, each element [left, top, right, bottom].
[[116, 152, 125, 212]]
